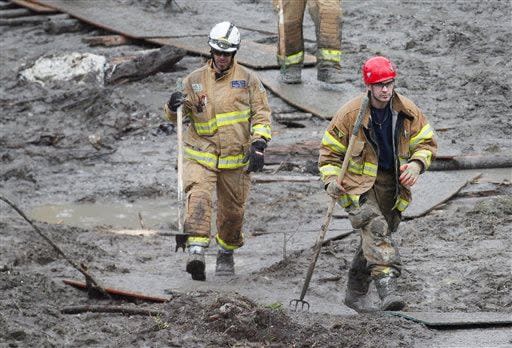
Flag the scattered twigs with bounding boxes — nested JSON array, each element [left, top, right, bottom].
[[61, 305, 164, 316], [321, 229, 356, 246], [138, 212, 145, 229], [0, 194, 110, 299]]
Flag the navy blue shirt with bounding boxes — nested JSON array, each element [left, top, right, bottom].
[[371, 104, 394, 170]]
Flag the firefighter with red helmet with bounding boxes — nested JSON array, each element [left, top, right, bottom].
[[318, 56, 438, 311], [164, 22, 272, 281]]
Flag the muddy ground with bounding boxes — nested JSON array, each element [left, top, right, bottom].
[[1, 0, 511, 347]]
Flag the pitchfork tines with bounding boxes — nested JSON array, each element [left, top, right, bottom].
[[289, 298, 310, 311]]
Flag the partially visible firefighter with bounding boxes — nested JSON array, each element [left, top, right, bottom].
[[163, 21, 272, 281], [318, 56, 438, 311], [274, 0, 343, 84]]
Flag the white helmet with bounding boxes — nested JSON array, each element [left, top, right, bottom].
[[208, 21, 240, 53]]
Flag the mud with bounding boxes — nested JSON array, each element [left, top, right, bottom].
[[1, 0, 511, 347]]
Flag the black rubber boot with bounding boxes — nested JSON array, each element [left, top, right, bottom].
[[375, 276, 406, 311], [186, 246, 206, 281], [215, 251, 234, 276]]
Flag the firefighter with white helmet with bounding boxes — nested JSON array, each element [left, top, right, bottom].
[[163, 21, 272, 281], [318, 56, 438, 311]]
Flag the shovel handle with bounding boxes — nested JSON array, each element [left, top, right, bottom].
[[176, 105, 184, 234]]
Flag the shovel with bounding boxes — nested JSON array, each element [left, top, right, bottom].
[[290, 95, 369, 311]]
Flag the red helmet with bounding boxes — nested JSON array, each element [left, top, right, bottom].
[[362, 56, 397, 85]]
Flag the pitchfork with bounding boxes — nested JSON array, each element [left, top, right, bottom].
[[290, 95, 369, 311]]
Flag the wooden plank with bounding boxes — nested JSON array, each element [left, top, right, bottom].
[[258, 68, 358, 119], [148, 37, 316, 70], [10, 0, 56, 13], [388, 311, 512, 328], [83, 34, 130, 47]]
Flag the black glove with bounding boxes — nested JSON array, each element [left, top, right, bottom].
[[175, 234, 188, 252], [167, 91, 186, 112], [246, 139, 267, 173]]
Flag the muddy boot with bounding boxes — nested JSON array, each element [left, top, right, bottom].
[[317, 61, 343, 84], [344, 251, 375, 312], [186, 245, 206, 281], [375, 276, 406, 311], [280, 64, 302, 84], [215, 250, 234, 276]]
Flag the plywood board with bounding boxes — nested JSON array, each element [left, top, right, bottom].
[[149, 37, 316, 70], [388, 311, 512, 328], [258, 68, 359, 120], [10, 0, 56, 12]]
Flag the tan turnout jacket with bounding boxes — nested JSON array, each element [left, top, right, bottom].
[[318, 92, 438, 212], [164, 59, 272, 171]]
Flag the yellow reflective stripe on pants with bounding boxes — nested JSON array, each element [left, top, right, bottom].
[[410, 124, 434, 150], [215, 234, 241, 251], [252, 124, 272, 139], [278, 51, 304, 66], [319, 164, 341, 181], [393, 196, 410, 212], [318, 48, 342, 63], [322, 131, 346, 154], [186, 236, 210, 247]]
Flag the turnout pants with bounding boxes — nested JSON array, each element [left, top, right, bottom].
[[275, 0, 342, 66], [346, 169, 402, 280], [183, 160, 251, 250]]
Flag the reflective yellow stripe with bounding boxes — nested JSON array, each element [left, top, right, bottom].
[[318, 48, 342, 63], [278, 51, 304, 66], [337, 194, 360, 208], [322, 131, 346, 154], [348, 160, 378, 177], [215, 234, 241, 251], [185, 146, 247, 170], [393, 196, 410, 212], [194, 118, 218, 135], [319, 164, 341, 181], [187, 236, 210, 247], [411, 149, 433, 168], [217, 109, 250, 127], [218, 153, 248, 169], [184, 147, 218, 170], [194, 109, 251, 135], [410, 124, 434, 151], [252, 124, 272, 139]]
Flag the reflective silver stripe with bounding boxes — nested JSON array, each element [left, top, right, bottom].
[[184, 147, 217, 169], [217, 109, 250, 127], [322, 131, 346, 154], [348, 160, 378, 177], [411, 149, 433, 168], [218, 153, 248, 169], [337, 194, 360, 208]]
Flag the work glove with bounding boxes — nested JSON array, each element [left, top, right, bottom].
[[167, 91, 186, 112], [175, 234, 188, 252], [399, 161, 422, 187], [325, 180, 346, 199], [246, 139, 267, 173]]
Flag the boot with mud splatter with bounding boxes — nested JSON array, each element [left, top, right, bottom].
[[317, 60, 343, 84], [215, 250, 234, 276], [186, 245, 206, 281], [344, 253, 376, 312], [279, 64, 302, 84], [375, 276, 406, 311]]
